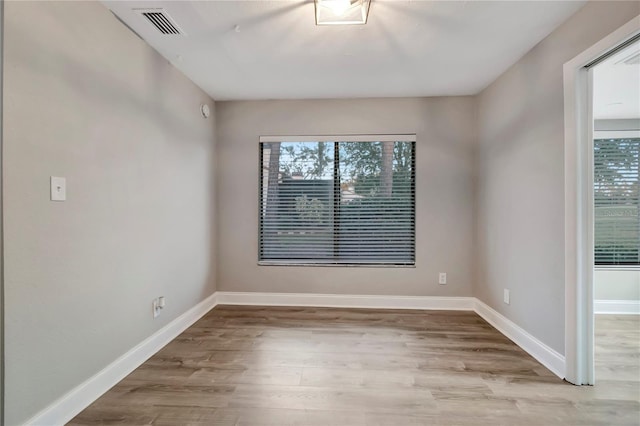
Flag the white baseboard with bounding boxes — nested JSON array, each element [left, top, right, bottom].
[[473, 299, 565, 379], [26, 291, 570, 425], [595, 299, 640, 315], [215, 291, 476, 311], [25, 292, 218, 426]]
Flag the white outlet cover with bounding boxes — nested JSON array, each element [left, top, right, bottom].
[[439, 272, 447, 285], [50, 176, 66, 201], [152, 299, 160, 318], [504, 289, 510, 304]]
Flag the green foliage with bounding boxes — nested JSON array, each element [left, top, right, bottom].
[[342, 142, 413, 196], [280, 142, 332, 179], [295, 195, 327, 224], [594, 138, 639, 203], [351, 171, 413, 197], [277, 141, 413, 190], [340, 142, 382, 177]]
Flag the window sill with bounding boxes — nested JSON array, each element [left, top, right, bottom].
[[258, 261, 415, 268], [595, 265, 640, 271]]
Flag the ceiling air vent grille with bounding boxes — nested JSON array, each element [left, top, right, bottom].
[[136, 9, 184, 35], [620, 51, 640, 66]]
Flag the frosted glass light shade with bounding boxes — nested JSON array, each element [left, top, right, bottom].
[[315, 0, 371, 26]]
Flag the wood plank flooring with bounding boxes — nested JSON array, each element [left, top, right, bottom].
[[69, 307, 640, 425]]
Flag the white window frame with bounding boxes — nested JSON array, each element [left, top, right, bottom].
[[258, 134, 417, 267], [260, 134, 417, 143]]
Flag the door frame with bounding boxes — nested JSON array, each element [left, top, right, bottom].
[[1, 1, 5, 421], [563, 15, 640, 385]]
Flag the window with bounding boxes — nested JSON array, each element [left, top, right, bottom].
[[259, 135, 416, 266], [594, 133, 640, 265]]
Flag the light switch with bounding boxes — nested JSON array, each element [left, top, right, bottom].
[[51, 176, 66, 201]]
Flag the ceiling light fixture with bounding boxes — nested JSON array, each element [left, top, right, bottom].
[[315, 0, 371, 26]]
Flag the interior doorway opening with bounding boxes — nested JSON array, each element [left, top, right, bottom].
[[563, 16, 640, 386], [591, 39, 640, 385]]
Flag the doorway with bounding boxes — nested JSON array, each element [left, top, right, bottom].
[[563, 17, 640, 386], [591, 39, 640, 385]]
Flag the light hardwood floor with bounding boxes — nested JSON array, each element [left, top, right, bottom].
[[69, 307, 640, 425]]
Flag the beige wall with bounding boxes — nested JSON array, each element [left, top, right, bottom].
[[216, 98, 475, 296], [3, 2, 217, 424], [475, 2, 640, 354]]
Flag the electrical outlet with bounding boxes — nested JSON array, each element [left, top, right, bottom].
[[152, 299, 160, 318], [152, 296, 165, 318], [439, 272, 447, 285], [504, 289, 510, 305]]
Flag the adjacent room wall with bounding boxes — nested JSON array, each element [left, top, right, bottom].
[[594, 270, 640, 301], [594, 119, 640, 132], [3, 2, 217, 424], [216, 97, 475, 297], [475, 2, 640, 354]]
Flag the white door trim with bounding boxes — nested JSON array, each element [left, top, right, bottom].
[[563, 14, 640, 385], [0, 2, 4, 423]]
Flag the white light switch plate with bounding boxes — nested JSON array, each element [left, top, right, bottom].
[[51, 176, 66, 201]]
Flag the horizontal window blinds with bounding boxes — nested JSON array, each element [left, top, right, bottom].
[[259, 139, 415, 265], [594, 137, 640, 265]]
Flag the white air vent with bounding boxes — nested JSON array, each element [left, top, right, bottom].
[[616, 51, 640, 66], [135, 8, 185, 35], [622, 52, 640, 65]]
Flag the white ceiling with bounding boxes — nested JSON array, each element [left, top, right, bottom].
[[104, 0, 586, 101], [593, 40, 640, 120]]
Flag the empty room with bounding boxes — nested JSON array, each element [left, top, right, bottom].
[[1, 1, 639, 425]]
